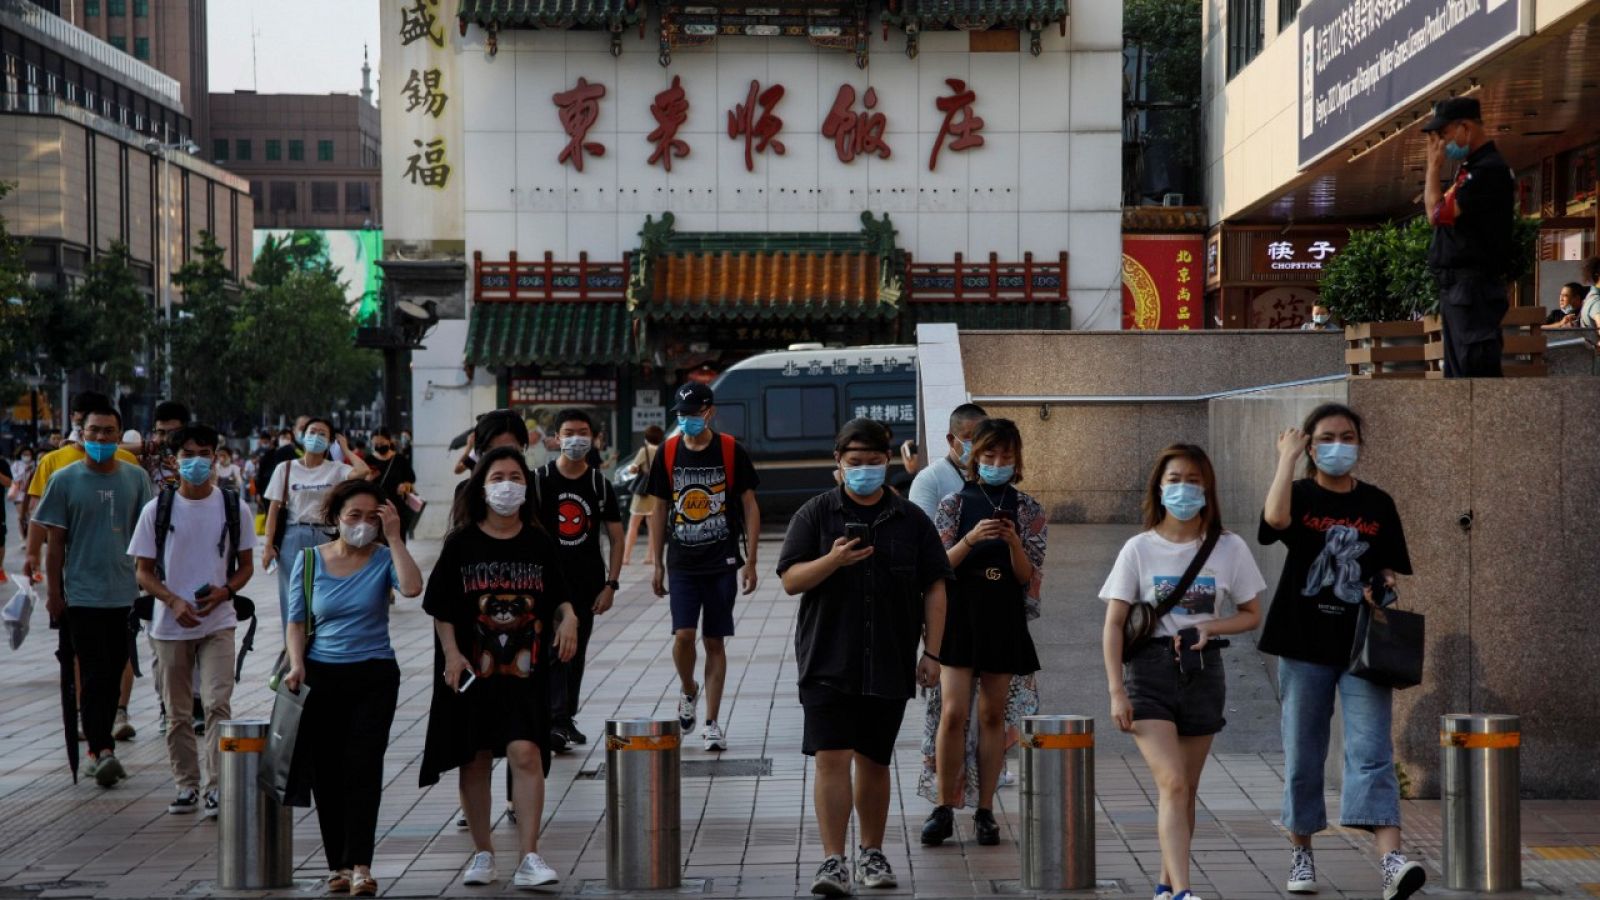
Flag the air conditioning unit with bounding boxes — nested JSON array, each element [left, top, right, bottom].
[[1162, 193, 1185, 207]]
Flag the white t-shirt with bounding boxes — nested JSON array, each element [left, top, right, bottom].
[[907, 456, 966, 522], [1098, 530, 1267, 638], [127, 489, 259, 640], [265, 458, 354, 524]]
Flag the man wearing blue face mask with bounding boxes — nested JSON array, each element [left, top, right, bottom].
[[1422, 96, 1513, 378], [907, 403, 986, 522]]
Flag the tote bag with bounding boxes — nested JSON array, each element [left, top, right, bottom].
[[1348, 597, 1425, 690], [260, 548, 317, 806]]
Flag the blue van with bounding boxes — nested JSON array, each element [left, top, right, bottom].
[[707, 345, 918, 516]]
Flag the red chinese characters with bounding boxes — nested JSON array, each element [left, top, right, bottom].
[[929, 78, 984, 171], [727, 80, 786, 173], [821, 84, 890, 164], [553, 77, 607, 172], [647, 76, 691, 172]]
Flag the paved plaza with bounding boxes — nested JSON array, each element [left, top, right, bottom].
[[0, 527, 1596, 899]]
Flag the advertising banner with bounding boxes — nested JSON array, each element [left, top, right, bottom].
[[1122, 235, 1205, 331]]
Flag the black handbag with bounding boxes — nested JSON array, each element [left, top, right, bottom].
[[260, 548, 317, 806], [1121, 527, 1220, 662], [1348, 595, 1424, 689]]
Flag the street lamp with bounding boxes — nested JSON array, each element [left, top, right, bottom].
[[143, 138, 200, 399]]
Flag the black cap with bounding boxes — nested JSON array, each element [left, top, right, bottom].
[[671, 382, 714, 413], [1421, 97, 1482, 133]]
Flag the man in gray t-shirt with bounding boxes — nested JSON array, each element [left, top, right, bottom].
[[907, 403, 986, 521]]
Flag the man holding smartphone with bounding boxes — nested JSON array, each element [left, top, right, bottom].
[[129, 424, 256, 816]]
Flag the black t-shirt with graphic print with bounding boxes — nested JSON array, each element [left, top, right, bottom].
[[1257, 478, 1412, 667], [533, 462, 621, 601], [645, 432, 760, 575]]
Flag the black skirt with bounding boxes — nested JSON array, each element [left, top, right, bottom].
[[417, 636, 552, 787]]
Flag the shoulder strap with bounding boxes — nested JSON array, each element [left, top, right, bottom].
[[592, 467, 607, 516], [1153, 528, 1221, 619], [663, 434, 680, 476], [153, 487, 177, 581], [301, 547, 317, 639], [720, 433, 736, 494], [221, 487, 241, 578]]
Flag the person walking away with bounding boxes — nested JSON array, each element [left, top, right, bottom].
[[907, 404, 986, 520], [262, 418, 367, 627], [32, 401, 152, 786], [1099, 444, 1265, 900], [128, 424, 255, 817], [622, 426, 664, 566], [365, 429, 419, 541], [280, 482, 421, 897], [919, 418, 1046, 847], [778, 418, 949, 896], [647, 382, 760, 752], [1259, 404, 1423, 900], [1422, 97, 1514, 378], [420, 447, 579, 889], [532, 409, 623, 751]]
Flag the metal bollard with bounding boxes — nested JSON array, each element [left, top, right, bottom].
[[217, 719, 292, 889], [1441, 713, 1521, 893], [605, 718, 681, 890], [1020, 715, 1095, 891]]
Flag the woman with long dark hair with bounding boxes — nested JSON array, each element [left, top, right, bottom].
[[1100, 445, 1264, 900], [419, 446, 579, 890]]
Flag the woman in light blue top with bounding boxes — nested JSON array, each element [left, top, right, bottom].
[[283, 480, 422, 897]]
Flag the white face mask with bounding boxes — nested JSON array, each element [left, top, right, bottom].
[[339, 521, 378, 549], [485, 480, 527, 516], [560, 435, 592, 461]]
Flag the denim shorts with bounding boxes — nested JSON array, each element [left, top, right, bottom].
[[667, 569, 738, 638], [1124, 640, 1227, 737]]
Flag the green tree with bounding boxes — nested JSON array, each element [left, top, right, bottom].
[[234, 266, 378, 419], [251, 230, 336, 288], [1125, 0, 1203, 169], [0, 183, 36, 403], [71, 241, 154, 391], [168, 231, 249, 426]]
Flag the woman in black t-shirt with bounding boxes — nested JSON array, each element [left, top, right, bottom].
[[1259, 404, 1425, 900], [419, 447, 578, 890]]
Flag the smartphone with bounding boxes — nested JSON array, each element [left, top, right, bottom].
[[1176, 626, 1205, 674], [991, 509, 1016, 524], [193, 583, 214, 601], [456, 669, 476, 693], [1368, 573, 1397, 607], [844, 522, 871, 545]]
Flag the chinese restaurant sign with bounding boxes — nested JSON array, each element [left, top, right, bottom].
[[1248, 233, 1346, 278], [382, 0, 462, 246], [1121, 235, 1204, 331]]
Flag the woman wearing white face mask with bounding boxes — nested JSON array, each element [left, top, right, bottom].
[[420, 447, 579, 890], [281, 481, 422, 897], [1260, 404, 1422, 900], [262, 417, 368, 627], [1100, 445, 1264, 900]]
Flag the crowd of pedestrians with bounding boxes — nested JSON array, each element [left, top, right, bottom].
[[2, 386, 1429, 900]]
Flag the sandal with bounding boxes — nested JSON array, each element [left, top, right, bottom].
[[350, 873, 378, 896], [326, 870, 352, 893]]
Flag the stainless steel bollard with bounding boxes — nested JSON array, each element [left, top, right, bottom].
[[1441, 714, 1521, 893], [1020, 715, 1095, 891], [605, 718, 681, 890], [217, 719, 293, 889]]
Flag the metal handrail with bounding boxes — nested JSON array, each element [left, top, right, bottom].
[[969, 374, 1349, 405]]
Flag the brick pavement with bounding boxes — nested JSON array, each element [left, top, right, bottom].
[[0, 531, 1596, 899]]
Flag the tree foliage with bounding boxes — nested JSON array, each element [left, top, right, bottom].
[[1322, 216, 1542, 322], [168, 232, 247, 426], [70, 241, 154, 390], [1125, 0, 1203, 103]]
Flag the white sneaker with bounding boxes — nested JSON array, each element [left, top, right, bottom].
[[462, 851, 495, 886], [1287, 845, 1318, 894], [703, 721, 726, 751], [998, 765, 1017, 787], [512, 852, 559, 890], [677, 687, 699, 735], [1381, 852, 1426, 900]]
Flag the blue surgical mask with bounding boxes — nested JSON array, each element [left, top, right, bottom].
[[1160, 482, 1206, 522], [1314, 441, 1360, 476], [977, 463, 1014, 486], [1444, 140, 1471, 162], [677, 415, 707, 437], [841, 463, 887, 496], [83, 441, 118, 464], [957, 440, 973, 465], [302, 432, 330, 454], [178, 457, 212, 485]]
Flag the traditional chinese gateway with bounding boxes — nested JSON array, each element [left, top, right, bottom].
[[379, 0, 1125, 534]]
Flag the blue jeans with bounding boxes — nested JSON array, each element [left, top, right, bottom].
[[1278, 657, 1401, 835], [276, 523, 326, 629]]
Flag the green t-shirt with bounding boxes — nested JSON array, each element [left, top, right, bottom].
[[31, 461, 153, 608]]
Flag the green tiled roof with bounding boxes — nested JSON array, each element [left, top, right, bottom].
[[899, 301, 1070, 338], [458, 0, 643, 29], [884, 0, 1066, 26], [465, 301, 633, 367]]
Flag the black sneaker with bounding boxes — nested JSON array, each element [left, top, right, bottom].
[[973, 808, 1000, 846], [567, 724, 588, 745], [203, 789, 220, 819], [168, 788, 199, 814], [548, 726, 573, 753], [921, 805, 954, 846]]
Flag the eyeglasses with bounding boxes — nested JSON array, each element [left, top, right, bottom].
[[82, 426, 121, 439]]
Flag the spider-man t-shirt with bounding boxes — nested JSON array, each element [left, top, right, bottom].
[[534, 462, 621, 603], [1257, 479, 1411, 667]]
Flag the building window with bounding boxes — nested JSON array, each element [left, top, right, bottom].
[[108, 0, 125, 15], [1278, 0, 1300, 31], [1226, 0, 1265, 79], [86, 0, 99, 14], [134, 0, 148, 16], [265, 139, 281, 161], [269, 181, 297, 213], [250, 181, 263, 215], [317, 139, 334, 162], [311, 181, 339, 213], [235, 139, 251, 161], [133, 37, 149, 59], [345, 181, 371, 213], [765, 386, 837, 440], [212, 138, 228, 162], [288, 139, 304, 161], [109, 35, 126, 52]]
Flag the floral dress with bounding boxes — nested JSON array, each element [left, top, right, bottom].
[[916, 486, 1047, 808]]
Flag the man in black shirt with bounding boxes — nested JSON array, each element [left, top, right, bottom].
[[646, 382, 761, 753], [1423, 97, 1514, 378], [533, 409, 623, 751]]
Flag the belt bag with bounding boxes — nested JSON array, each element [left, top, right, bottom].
[[1121, 528, 1219, 663]]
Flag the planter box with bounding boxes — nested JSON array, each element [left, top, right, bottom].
[[1422, 307, 1549, 378], [1345, 320, 1429, 379]]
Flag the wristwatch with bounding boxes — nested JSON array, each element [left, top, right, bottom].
[[605, 579, 621, 591], [225, 585, 238, 600]]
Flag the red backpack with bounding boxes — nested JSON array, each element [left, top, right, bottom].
[[661, 432, 737, 498]]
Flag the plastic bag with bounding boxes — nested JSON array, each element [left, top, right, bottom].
[[3, 574, 37, 650]]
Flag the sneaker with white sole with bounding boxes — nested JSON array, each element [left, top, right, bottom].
[[512, 852, 559, 889], [677, 687, 700, 735], [809, 854, 852, 896], [1153, 888, 1173, 900], [462, 851, 496, 886], [703, 721, 726, 752], [168, 788, 199, 814], [93, 753, 126, 787], [113, 707, 136, 741], [1381, 852, 1426, 900], [1287, 845, 1317, 894], [203, 790, 219, 819], [998, 765, 1017, 788], [853, 847, 896, 889]]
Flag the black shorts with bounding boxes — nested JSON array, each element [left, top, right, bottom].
[[1124, 640, 1227, 737], [800, 685, 908, 767]]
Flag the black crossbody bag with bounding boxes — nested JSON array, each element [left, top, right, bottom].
[[1121, 528, 1220, 662]]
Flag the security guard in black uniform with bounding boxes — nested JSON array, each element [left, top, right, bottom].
[[1422, 97, 1514, 378]]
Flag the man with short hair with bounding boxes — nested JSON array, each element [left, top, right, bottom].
[[45, 429, 63, 450], [138, 401, 191, 491], [532, 409, 624, 751], [779, 418, 949, 896], [129, 424, 255, 816], [32, 402, 153, 786], [907, 403, 986, 522], [647, 383, 761, 752]]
